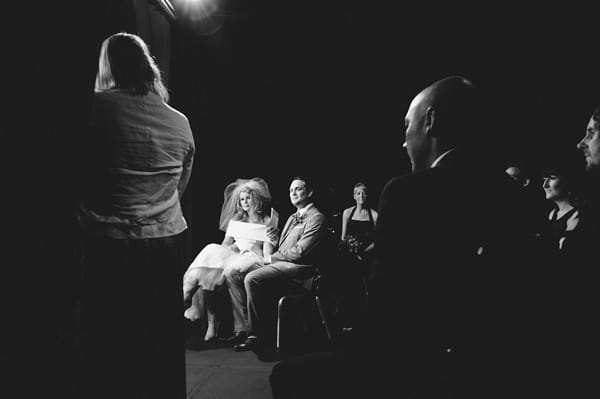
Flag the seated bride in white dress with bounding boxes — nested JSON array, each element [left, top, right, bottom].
[[182, 177, 276, 344]]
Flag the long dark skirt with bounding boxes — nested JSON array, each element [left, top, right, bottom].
[[77, 233, 186, 399]]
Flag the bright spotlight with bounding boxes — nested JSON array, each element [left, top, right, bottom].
[[173, 0, 220, 20], [171, 0, 223, 35]]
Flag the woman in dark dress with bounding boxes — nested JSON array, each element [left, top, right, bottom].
[[541, 165, 580, 253], [337, 182, 378, 329]]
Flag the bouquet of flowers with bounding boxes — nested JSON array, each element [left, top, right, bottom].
[[338, 234, 363, 261]]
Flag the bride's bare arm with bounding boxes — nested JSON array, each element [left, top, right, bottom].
[[222, 235, 239, 252], [263, 241, 274, 256]]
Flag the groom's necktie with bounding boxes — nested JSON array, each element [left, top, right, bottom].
[[290, 212, 303, 227], [282, 212, 301, 242]]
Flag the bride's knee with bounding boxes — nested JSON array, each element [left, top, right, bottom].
[[204, 243, 222, 251], [183, 269, 200, 288]]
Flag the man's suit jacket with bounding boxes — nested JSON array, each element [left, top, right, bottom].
[[366, 149, 536, 397], [270, 205, 326, 279]]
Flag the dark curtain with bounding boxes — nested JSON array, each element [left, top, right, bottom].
[[134, 0, 172, 85]]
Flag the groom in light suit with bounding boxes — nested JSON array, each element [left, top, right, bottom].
[[226, 176, 326, 352]]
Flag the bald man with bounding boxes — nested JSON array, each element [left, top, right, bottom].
[[371, 76, 538, 398], [505, 165, 531, 187], [505, 163, 550, 234], [270, 78, 540, 399]]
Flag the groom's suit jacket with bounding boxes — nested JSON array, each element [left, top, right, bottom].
[[270, 204, 326, 279]]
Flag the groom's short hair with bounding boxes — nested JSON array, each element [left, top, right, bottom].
[[291, 175, 314, 193]]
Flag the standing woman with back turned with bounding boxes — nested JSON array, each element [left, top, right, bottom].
[[77, 32, 195, 399]]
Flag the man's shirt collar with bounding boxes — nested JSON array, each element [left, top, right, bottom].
[[296, 203, 313, 216], [431, 148, 456, 168]]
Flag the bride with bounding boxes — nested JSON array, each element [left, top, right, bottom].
[[182, 177, 275, 344]]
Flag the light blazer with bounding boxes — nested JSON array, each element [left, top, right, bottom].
[[270, 205, 326, 277]]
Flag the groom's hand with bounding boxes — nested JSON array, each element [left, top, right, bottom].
[[266, 226, 279, 245]]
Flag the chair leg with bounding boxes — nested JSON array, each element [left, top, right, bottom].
[[276, 296, 287, 351], [361, 276, 369, 297], [314, 295, 332, 343], [278, 294, 331, 353], [277, 294, 308, 352]]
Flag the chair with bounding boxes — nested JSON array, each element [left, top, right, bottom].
[[275, 222, 339, 356], [276, 272, 334, 354]]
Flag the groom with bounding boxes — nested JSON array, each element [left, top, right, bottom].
[[226, 176, 326, 352]]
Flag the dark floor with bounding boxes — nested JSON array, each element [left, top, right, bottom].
[[183, 285, 344, 398], [185, 346, 277, 399]]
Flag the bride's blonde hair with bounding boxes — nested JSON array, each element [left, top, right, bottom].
[[219, 178, 272, 231], [233, 187, 268, 222]]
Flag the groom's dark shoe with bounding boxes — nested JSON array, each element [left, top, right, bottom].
[[219, 331, 247, 346], [233, 336, 259, 352]]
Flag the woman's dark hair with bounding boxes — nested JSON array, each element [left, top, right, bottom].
[[291, 176, 314, 194], [541, 162, 582, 203]]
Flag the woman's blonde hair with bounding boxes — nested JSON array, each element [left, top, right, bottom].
[[233, 187, 269, 221], [94, 32, 169, 102], [219, 178, 272, 231], [353, 182, 368, 194]]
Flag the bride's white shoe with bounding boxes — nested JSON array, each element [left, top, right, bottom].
[[184, 306, 202, 321]]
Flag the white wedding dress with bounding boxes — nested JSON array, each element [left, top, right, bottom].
[[185, 237, 264, 290]]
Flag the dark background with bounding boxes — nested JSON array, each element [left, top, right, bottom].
[[168, 1, 598, 248], [20, 1, 599, 248], [9, 1, 598, 397]]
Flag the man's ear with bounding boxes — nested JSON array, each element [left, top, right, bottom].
[[308, 189, 314, 198], [424, 106, 436, 135]]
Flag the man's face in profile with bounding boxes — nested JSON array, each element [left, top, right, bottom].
[[403, 92, 429, 172], [578, 116, 600, 174]]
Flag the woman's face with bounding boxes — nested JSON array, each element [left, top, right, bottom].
[[353, 187, 367, 205], [239, 191, 253, 212], [542, 175, 568, 201]]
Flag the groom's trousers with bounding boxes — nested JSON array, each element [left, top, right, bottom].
[[226, 263, 309, 344]]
